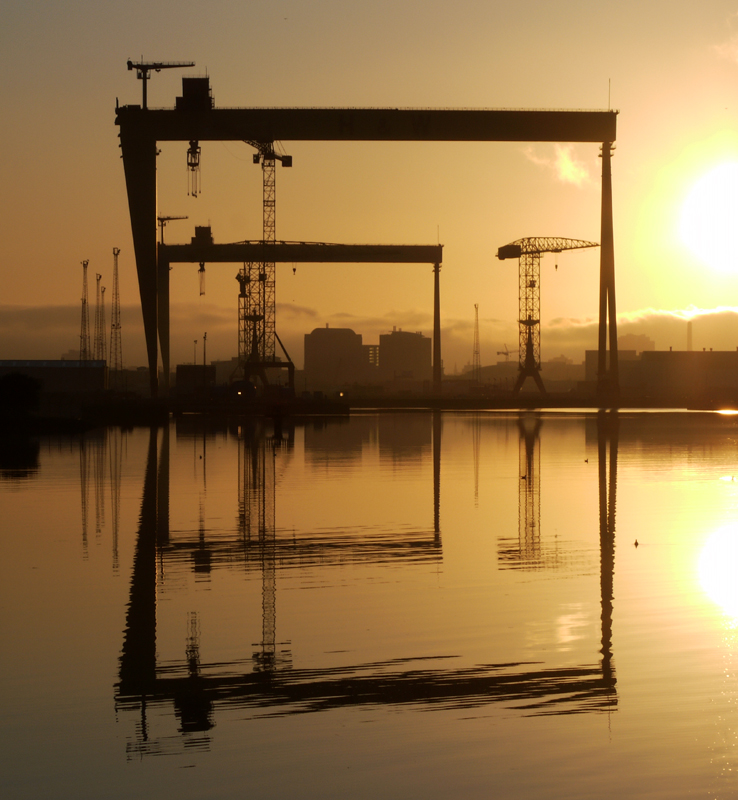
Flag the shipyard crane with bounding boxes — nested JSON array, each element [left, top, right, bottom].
[[157, 215, 188, 245], [126, 59, 195, 109], [497, 344, 518, 362], [235, 141, 292, 387], [497, 237, 598, 396]]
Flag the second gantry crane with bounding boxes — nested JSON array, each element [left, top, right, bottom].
[[497, 237, 598, 396]]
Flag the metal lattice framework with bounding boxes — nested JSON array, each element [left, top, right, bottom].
[[109, 247, 123, 372], [93, 274, 107, 362], [498, 237, 598, 395], [79, 260, 91, 361], [238, 430, 278, 670], [472, 304, 481, 383], [238, 144, 280, 384]]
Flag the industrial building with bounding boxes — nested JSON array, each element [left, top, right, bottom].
[[585, 349, 738, 404], [303, 325, 432, 393], [0, 360, 107, 393]]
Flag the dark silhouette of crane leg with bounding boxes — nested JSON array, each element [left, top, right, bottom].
[[512, 327, 546, 396]]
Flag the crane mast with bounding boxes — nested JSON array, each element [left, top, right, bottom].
[[498, 237, 598, 396], [236, 142, 292, 387]]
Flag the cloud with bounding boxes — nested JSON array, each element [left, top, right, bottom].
[[715, 35, 738, 63], [4, 303, 738, 371], [522, 144, 591, 186]]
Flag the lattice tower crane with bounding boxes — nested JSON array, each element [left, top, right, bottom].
[[235, 142, 292, 387], [497, 237, 598, 396]]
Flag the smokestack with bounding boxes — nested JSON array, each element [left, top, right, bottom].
[[687, 320, 693, 352]]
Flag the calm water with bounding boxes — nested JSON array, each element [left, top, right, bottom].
[[3, 410, 738, 798]]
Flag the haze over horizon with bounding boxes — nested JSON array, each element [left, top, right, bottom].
[[5, 1, 738, 370]]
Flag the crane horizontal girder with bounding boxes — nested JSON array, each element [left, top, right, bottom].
[[498, 237, 599, 260], [117, 106, 617, 143], [159, 241, 443, 265]]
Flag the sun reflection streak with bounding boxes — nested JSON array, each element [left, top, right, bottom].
[[698, 526, 738, 620]]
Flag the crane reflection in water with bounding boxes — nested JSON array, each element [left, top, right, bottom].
[[115, 413, 617, 757]]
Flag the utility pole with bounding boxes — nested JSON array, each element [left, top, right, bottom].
[[194, 340, 197, 365]]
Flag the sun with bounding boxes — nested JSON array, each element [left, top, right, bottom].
[[698, 526, 738, 619], [680, 162, 738, 273]]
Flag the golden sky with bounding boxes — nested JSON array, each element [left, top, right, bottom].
[[4, 0, 738, 368]]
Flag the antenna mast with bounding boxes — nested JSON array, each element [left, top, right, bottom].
[[109, 248, 123, 373], [93, 274, 107, 362], [472, 304, 481, 383], [79, 260, 91, 361]]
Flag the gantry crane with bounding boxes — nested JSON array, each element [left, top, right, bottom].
[[498, 237, 598, 396], [235, 142, 293, 388], [126, 60, 195, 110]]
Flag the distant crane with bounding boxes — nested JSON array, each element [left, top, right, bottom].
[[497, 237, 598, 395], [126, 59, 195, 110], [497, 344, 518, 362], [472, 304, 481, 383], [79, 260, 91, 361], [157, 215, 188, 245], [109, 248, 123, 374], [235, 141, 293, 387]]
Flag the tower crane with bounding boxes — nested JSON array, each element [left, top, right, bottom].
[[235, 141, 292, 387], [497, 344, 519, 362], [126, 59, 195, 109], [157, 215, 188, 245], [497, 237, 598, 396]]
